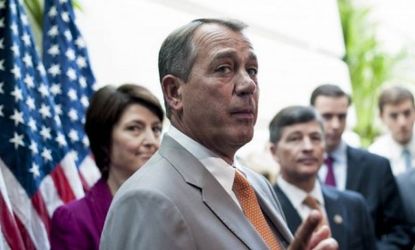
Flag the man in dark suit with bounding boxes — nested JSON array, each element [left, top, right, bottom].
[[100, 19, 338, 250], [310, 84, 414, 249], [269, 105, 377, 249]]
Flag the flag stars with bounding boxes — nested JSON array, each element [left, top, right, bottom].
[[69, 129, 79, 142], [11, 87, 23, 102], [61, 12, 70, 22], [37, 64, 46, 76], [26, 97, 36, 110], [39, 104, 52, 119], [10, 23, 18, 35], [29, 140, 38, 154], [20, 14, 29, 26], [22, 53, 33, 67], [51, 83, 62, 96], [81, 96, 89, 108], [21, 32, 31, 46], [0, 38, 3, 49], [65, 48, 75, 61], [55, 104, 62, 115], [64, 30, 72, 41], [48, 64, 61, 77], [10, 109, 24, 126], [48, 6, 57, 17], [9, 132, 24, 149], [69, 150, 78, 162], [0, 17, 4, 28], [75, 37, 86, 48], [68, 108, 78, 121], [0, 60, 4, 71], [76, 56, 87, 68], [0, 105, 4, 117], [48, 25, 59, 37], [67, 68, 77, 81], [48, 44, 60, 57], [40, 126, 52, 140], [67, 88, 77, 101], [11, 44, 20, 56], [38, 83, 50, 97], [79, 76, 87, 88], [28, 117, 37, 131], [0, 82, 3, 94], [24, 74, 34, 88], [56, 132, 67, 147], [11, 65, 21, 79], [29, 163, 40, 178], [41, 148, 52, 162], [82, 136, 89, 147]]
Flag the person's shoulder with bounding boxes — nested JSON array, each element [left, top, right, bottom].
[[323, 186, 366, 206], [368, 134, 390, 152], [347, 144, 389, 164]]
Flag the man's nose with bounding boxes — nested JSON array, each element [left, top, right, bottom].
[[235, 70, 257, 96]]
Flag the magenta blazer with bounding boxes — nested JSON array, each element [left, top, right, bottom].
[[51, 178, 112, 250]]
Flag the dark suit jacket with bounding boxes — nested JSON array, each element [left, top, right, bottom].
[[345, 145, 414, 250], [51, 178, 112, 250], [274, 184, 377, 250], [396, 168, 415, 225], [101, 135, 293, 250]]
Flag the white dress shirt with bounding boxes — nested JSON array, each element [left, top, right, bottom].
[[167, 126, 242, 207], [369, 134, 415, 175], [318, 141, 348, 190], [277, 176, 327, 220]]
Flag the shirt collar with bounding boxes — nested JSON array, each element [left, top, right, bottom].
[[167, 125, 236, 194], [329, 140, 347, 163], [277, 176, 325, 208]]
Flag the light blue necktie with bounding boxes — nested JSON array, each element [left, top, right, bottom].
[[402, 148, 412, 170]]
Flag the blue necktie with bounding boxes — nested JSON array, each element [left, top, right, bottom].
[[403, 148, 412, 170]]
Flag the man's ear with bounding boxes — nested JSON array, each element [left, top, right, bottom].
[[269, 143, 280, 162], [161, 74, 184, 112]]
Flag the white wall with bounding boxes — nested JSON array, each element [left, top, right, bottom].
[[76, 0, 350, 174]]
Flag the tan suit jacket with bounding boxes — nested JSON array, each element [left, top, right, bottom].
[[100, 135, 293, 249]]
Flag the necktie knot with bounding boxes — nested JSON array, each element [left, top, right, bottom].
[[303, 195, 320, 210], [232, 171, 250, 193]]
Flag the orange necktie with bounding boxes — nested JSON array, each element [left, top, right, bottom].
[[232, 171, 281, 250]]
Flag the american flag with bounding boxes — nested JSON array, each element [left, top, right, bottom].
[[0, 0, 99, 248], [42, 0, 100, 189]]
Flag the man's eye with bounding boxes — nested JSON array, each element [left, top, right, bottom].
[[247, 68, 257, 77], [216, 66, 232, 74]]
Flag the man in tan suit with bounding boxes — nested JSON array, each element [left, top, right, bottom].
[[100, 18, 337, 250]]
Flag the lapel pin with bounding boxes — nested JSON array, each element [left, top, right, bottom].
[[333, 214, 343, 224]]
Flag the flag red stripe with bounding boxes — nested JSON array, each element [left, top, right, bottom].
[[0, 193, 26, 250], [14, 211, 37, 250], [31, 192, 51, 235], [50, 164, 76, 203]]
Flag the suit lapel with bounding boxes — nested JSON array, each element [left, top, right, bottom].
[[159, 135, 268, 250], [273, 185, 302, 234], [322, 187, 347, 249]]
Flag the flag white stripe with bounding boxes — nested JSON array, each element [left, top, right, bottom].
[[0, 230, 11, 250], [79, 155, 101, 187], [0, 161, 49, 250], [61, 153, 85, 199], [39, 174, 64, 217]]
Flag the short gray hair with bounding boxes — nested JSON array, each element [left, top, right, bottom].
[[158, 18, 247, 117]]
